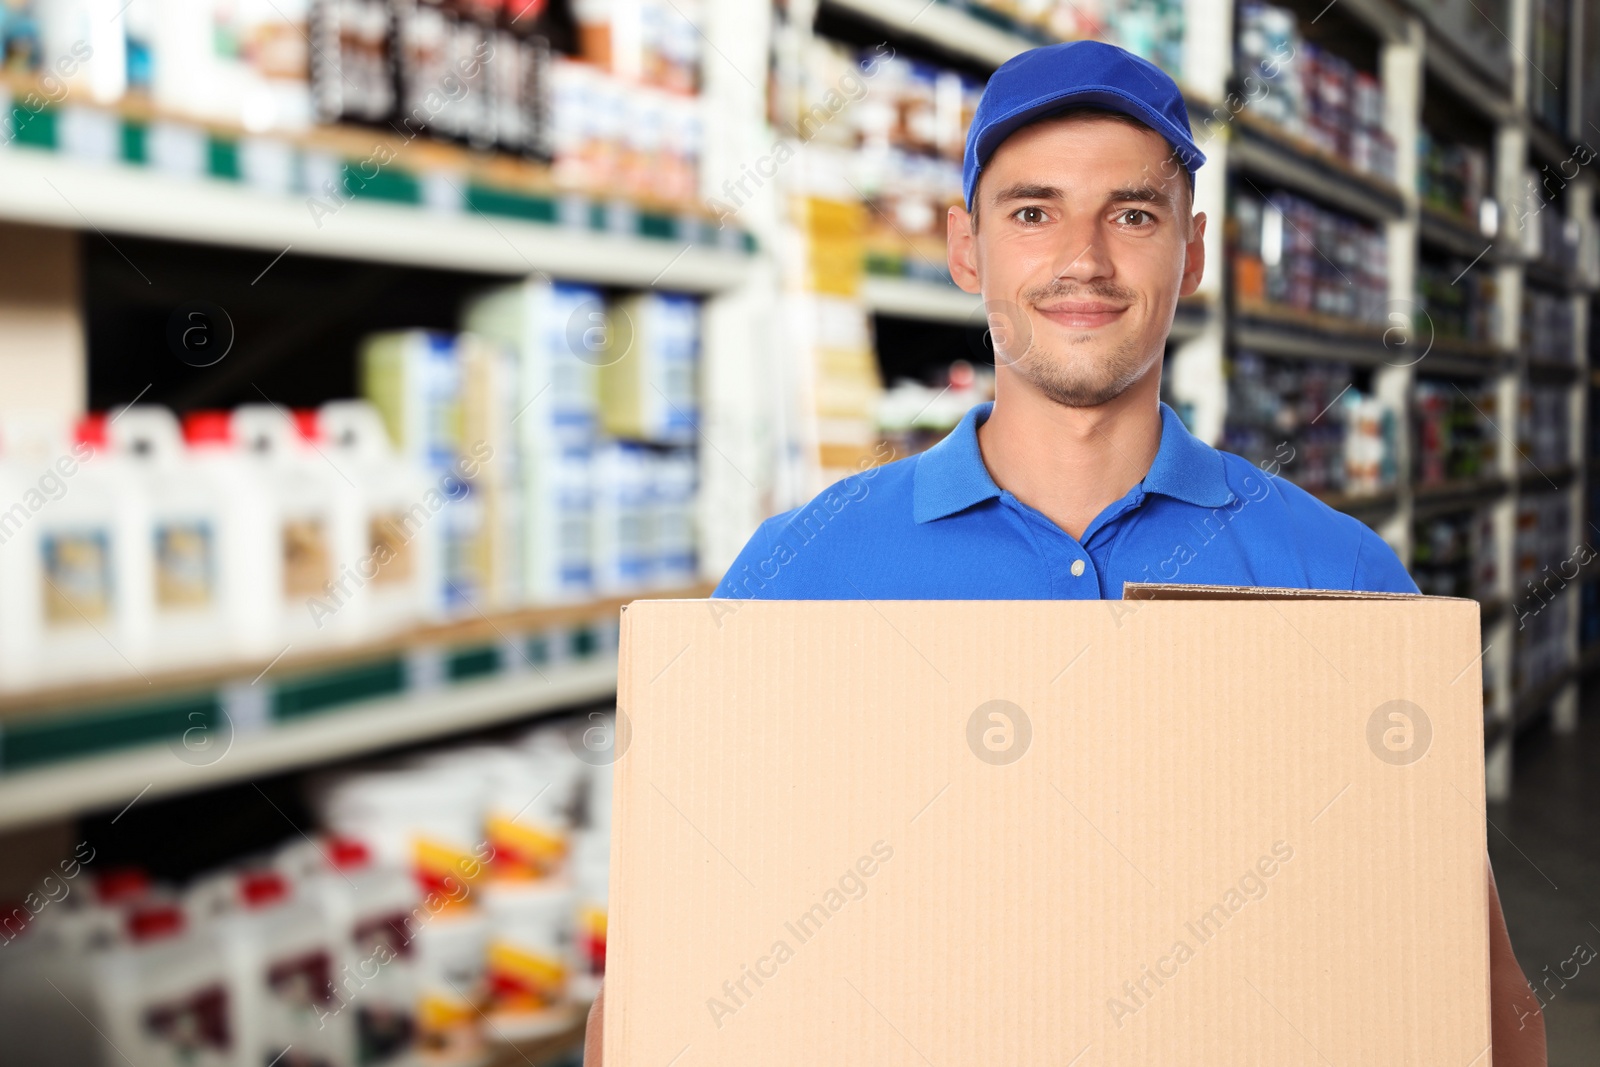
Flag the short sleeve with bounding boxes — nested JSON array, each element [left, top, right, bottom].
[[1351, 529, 1419, 594]]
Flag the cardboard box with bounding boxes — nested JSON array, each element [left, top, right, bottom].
[[608, 589, 1490, 1064]]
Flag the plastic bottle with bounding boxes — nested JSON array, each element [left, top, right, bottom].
[[230, 405, 344, 648], [109, 406, 237, 670], [408, 908, 489, 1066], [97, 900, 235, 1067], [288, 836, 424, 1067], [215, 869, 344, 1067], [311, 401, 437, 641], [0, 412, 143, 690], [481, 880, 574, 1036]]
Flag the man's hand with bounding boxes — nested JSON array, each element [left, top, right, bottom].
[[584, 982, 604, 1067], [1489, 859, 1547, 1066], [578, 863, 1543, 1067]]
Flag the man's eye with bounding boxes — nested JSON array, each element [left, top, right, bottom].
[[1118, 209, 1154, 225], [1014, 207, 1047, 225]]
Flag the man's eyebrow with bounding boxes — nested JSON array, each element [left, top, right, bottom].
[[1107, 184, 1172, 204], [988, 183, 1063, 204]]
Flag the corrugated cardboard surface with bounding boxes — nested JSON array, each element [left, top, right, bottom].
[[609, 599, 1489, 1066]]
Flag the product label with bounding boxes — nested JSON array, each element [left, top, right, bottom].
[[486, 940, 566, 1014], [369, 512, 415, 585], [41, 529, 113, 626], [486, 814, 567, 880], [155, 521, 215, 609], [578, 902, 607, 978], [282, 518, 331, 599], [142, 983, 232, 1066]]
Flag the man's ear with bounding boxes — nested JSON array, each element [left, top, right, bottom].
[[948, 204, 980, 294], [1179, 210, 1206, 298]]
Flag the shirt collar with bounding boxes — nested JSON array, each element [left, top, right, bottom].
[[912, 400, 1234, 524]]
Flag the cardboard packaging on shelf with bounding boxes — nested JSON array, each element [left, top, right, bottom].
[[605, 588, 1490, 1065]]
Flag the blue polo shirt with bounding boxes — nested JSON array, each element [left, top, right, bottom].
[[712, 401, 1417, 599]]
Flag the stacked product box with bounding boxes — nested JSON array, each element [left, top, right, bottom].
[[1412, 509, 1499, 601], [1222, 353, 1396, 496], [459, 280, 702, 603], [0, 714, 616, 1067], [1517, 382, 1571, 473], [1513, 493, 1574, 694], [1230, 187, 1389, 327], [1416, 259, 1500, 346], [1417, 125, 1492, 225], [1523, 287, 1576, 363], [1413, 378, 1498, 488], [1519, 170, 1581, 272], [1236, 2, 1396, 183]]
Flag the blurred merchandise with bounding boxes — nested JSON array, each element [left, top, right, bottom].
[[1, 0, 713, 213], [1521, 286, 1576, 363], [1230, 186, 1389, 328], [1527, 0, 1568, 134], [1518, 167, 1581, 272], [1415, 258, 1499, 346], [1223, 353, 1396, 496], [876, 359, 995, 456], [1236, 2, 1396, 183], [1413, 378, 1497, 488], [0, 714, 610, 1066], [1513, 493, 1573, 694], [459, 281, 704, 604], [1412, 509, 1498, 600], [1516, 381, 1570, 472], [1417, 124, 1492, 227]]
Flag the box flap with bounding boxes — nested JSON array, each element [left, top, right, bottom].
[[1123, 582, 1433, 601]]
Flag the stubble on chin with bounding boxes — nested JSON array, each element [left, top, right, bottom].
[[1007, 326, 1154, 408]]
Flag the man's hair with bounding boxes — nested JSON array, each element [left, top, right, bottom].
[[967, 105, 1192, 230]]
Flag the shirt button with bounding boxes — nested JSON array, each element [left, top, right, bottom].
[[1071, 559, 1086, 577]]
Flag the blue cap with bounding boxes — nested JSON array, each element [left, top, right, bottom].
[[962, 40, 1205, 211]]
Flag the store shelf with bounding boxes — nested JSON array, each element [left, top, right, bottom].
[[1314, 488, 1401, 519], [1421, 32, 1515, 124], [1517, 464, 1578, 494], [1480, 597, 1507, 628], [1332, 0, 1410, 43], [0, 585, 711, 719], [0, 654, 618, 831], [862, 275, 982, 323], [818, 0, 1042, 68], [1522, 257, 1588, 295], [0, 148, 753, 290], [1523, 357, 1581, 385], [1419, 338, 1515, 378], [1230, 115, 1407, 223], [1232, 312, 1395, 366], [1418, 204, 1501, 261], [1525, 120, 1572, 169], [0, 585, 714, 830], [1412, 476, 1510, 516], [486, 1003, 590, 1067]]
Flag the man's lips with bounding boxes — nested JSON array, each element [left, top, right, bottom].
[[1034, 301, 1130, 329]]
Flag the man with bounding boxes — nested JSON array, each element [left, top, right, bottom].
[[587, 40, 1546, 1064]]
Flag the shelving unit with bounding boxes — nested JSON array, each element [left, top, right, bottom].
[[769, 0, 1600, 802], [0, 0, 1594, 830]]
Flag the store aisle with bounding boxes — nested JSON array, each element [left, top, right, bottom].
[[1489, 693, 1600, 1067]]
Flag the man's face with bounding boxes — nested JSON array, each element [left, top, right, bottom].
[[948, 115, 1206, 408]]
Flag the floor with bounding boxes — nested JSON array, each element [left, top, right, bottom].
[[1489, 685, 1600, 1067]]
